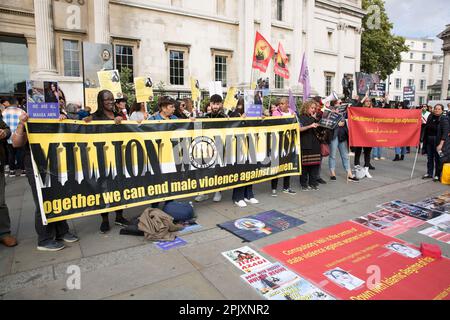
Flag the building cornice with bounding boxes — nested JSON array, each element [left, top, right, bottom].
[[0, 6, 34, 18], [110, 0, 239, 26], [315, 0, 366, 19]]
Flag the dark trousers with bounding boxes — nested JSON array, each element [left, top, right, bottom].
[[271, 177, 290, 190], [426, 136, 442, 177], [7, 144, 24, 171], [27, 173, 69, 246], [101, 210, 124, 221], [300, 165, 320, 188], [232, 186, 254, 202], [0, 174, 11, 239], [354, 147, 372, 167]]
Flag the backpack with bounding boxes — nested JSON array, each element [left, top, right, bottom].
[[163, 201, 195, 223]]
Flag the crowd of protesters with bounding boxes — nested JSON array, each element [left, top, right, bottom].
[[0, 89, 449, 252]]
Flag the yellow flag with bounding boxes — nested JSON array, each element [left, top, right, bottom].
[[190, 77, 201, 102], [134, 77, 154, 103], [223, 87, 238, 110], [97, 70, 123, 99]]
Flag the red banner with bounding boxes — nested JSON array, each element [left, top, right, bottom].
[[252, 32, 275, 73], [274, 43, 290, 79], [348, 108, 421, 147], [263, 221, 450, 300]]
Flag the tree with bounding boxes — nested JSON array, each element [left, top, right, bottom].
[[119, 67, 135, 105], [360, 0, 409, 79]]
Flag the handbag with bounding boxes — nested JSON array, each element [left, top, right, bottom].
[[320, 143, 330, 157]]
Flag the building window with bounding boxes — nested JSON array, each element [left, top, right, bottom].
[[276, 0, 284, 21], [410, 41, 415, 48], [422, 53, 426, 60], [275, 74, 284, 89], [215, 55, 227, 87], [397, 65, 401, 72], [420, 80, 426, 91], [0, 36, 29, 95], [395, 96, 401, 102], [408, 79, 414, 87], [409, 64, 413, 72], [169, 50, 185, 85], [423, 43, 427, 49], [410, 53, 414, 59], [395, 78, 401, 89], [419, 96, 425, 105], [115, 44, 134, 78], [63, 39, 80, 77], [422, 65, 426, 73], [325, 73, 334, 96]]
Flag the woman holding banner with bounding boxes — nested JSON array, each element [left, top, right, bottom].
[[229, 99, 259, 207], [270, 98, 297, 196], [328, 101, 359, 182], [298, 101, 321, 191], [353, 97, 375, 178], [85, 90, 130, 233]]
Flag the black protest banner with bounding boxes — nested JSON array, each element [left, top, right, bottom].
[[26, 118, 301, 224]]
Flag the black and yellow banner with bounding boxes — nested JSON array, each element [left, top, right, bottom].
[[26, 118, 301, 224]]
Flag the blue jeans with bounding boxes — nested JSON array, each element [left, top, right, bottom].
[[329, 137, 350, 173], [395, 147, 407, 156], [372, 147, 384, 159]]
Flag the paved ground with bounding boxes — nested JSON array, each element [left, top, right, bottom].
[[0, 148, 448, 300]]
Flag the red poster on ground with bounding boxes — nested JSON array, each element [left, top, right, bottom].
[[274, 43, 290, 79], [353, 209, 426, 237], [252, 32, 275, 73], [262, 221, 450, 300], [348, 108, 421, 147]]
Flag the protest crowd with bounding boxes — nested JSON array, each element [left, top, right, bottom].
[[0, 88, 449, 252], [0, 31, 449, 254]]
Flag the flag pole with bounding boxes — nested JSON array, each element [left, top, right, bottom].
[[410, 145, 420, 180]]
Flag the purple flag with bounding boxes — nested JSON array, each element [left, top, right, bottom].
[[299, 53, 311, 101], [288, 89, 296, 113]]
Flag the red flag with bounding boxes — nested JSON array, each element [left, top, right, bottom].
[[348, 108, 421, 147], [252, 32, 275, 73], [274, 43, 290, 79]]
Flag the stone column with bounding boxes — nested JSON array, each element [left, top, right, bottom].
[[33, 0, 57, 76], [441, 52, 450, 100], [238, 0, 255, 86], [355, 26, 363, 73], [336, 22, 347, 95], [94, 0, 110, 44], [305, 0, 315, 95], [290, 0, 303, 90]]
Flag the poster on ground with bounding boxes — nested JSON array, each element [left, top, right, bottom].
[[419, 226, 450, 244], [353, 209, 425, 237], [266, 277, 335, 300], [221, 246, 272, 273], [262, 221, 450, 300], [26, 81, 60, 119], [26, 118, 301, 224], [414, 193, 450, 214], [241, 263, 300, 296], [218, 211, 305, 242], [378, 200, 444, 221]]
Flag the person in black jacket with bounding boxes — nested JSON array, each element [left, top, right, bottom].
[[195, 95, 228, 203], [422, 104, 449, 181], [0, 117, 16, 247]]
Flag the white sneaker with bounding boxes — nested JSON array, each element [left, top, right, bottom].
[[365, 167, 373, 179], [213, 192, 222, 202], [195, 194, 209, 202], [245, 198, 260, 204], [271, 190, 278, 197], [235, 200, 247, 208], [349, 152, 355, 157]]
